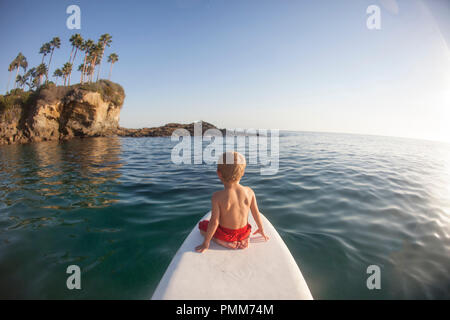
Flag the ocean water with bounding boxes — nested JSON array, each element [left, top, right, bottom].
[[0, 132, 449, 299]]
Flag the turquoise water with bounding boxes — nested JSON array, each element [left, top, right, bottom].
[[0, 133, 449, 299]]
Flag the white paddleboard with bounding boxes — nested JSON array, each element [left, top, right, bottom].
[[152, 211, 313, 300]]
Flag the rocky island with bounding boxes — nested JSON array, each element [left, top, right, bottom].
[[0, 80, 225, 145], [0, 80, 125, 145]]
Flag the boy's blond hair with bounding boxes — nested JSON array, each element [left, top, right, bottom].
[[217, 151, 246, 183]]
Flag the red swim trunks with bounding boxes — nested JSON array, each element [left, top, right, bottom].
[[198, 220, 252, 242]]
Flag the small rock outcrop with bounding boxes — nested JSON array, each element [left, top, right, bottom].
[[116, 121, 223, 137], [0, 80, 125, 145]]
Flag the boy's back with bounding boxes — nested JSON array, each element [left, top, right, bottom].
[[213, 184, 253, 230]]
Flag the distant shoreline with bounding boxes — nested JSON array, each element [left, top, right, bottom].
[[116, 121, 224, 138]]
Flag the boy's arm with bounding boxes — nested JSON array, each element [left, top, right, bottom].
[[195, 195, 220, 253], [250, 188, 269, 241]]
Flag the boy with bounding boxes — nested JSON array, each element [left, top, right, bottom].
[[195, 151, 269, 253]]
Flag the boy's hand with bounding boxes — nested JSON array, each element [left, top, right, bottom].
[[253, 228, 269, 241], [195, 241, 210, 253]]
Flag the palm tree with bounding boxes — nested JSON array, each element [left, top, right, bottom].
[[107, 53, 119, 80], [96, 34, 112, 81], [69, 33, 84, 64], [90, 43, 103, 82], [53, 69, 63, 85], [84, 65, 94, 84], [12, 53, 28, 89], [15, 74, 24, 89], [80, 39, 94, 84], [47, 37, 61, 81], [85, 43, 101, 83], [39, 43, 51, 64], [15, 74, 29, 89], [6, 61, 15, 92], [35, 63, 47, 87], [24, 68, 36, 90], [62, 62, 73, 86], [31, 77, 40, 90], [85, 54, 94, 83], [77, 64, 84, 83]]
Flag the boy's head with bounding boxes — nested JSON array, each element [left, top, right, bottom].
[[217, 151, 246, 183]]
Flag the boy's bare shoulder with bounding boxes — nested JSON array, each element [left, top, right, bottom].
[[211, 190, 225, 202], [243, 185, 255, 195], [239, 185, 255, 199]]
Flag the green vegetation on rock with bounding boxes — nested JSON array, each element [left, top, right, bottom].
[[78, 80, 125, 106]]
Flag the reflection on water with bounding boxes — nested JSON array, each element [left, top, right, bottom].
[[0, 137, 122, 212]]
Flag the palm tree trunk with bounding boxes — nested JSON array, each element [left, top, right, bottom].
[[109, 63, 113, 80], [6, 71, 12, 92], [14, 66, 19, 89], [47, 49, 54, 82], [91, 55, 98, 83], [73, 48, 78, 64], [96, 45, 106, 82], [81, 53, 88, 84], [69, 46, 74, 64]]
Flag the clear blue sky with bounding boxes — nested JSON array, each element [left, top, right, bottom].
[[1, 0, 449, 142]]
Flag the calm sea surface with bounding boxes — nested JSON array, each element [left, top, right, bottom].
[[0, 132, 449, 299]]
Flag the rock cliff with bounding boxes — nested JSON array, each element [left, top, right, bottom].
[[0, 80, 125, 145]]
